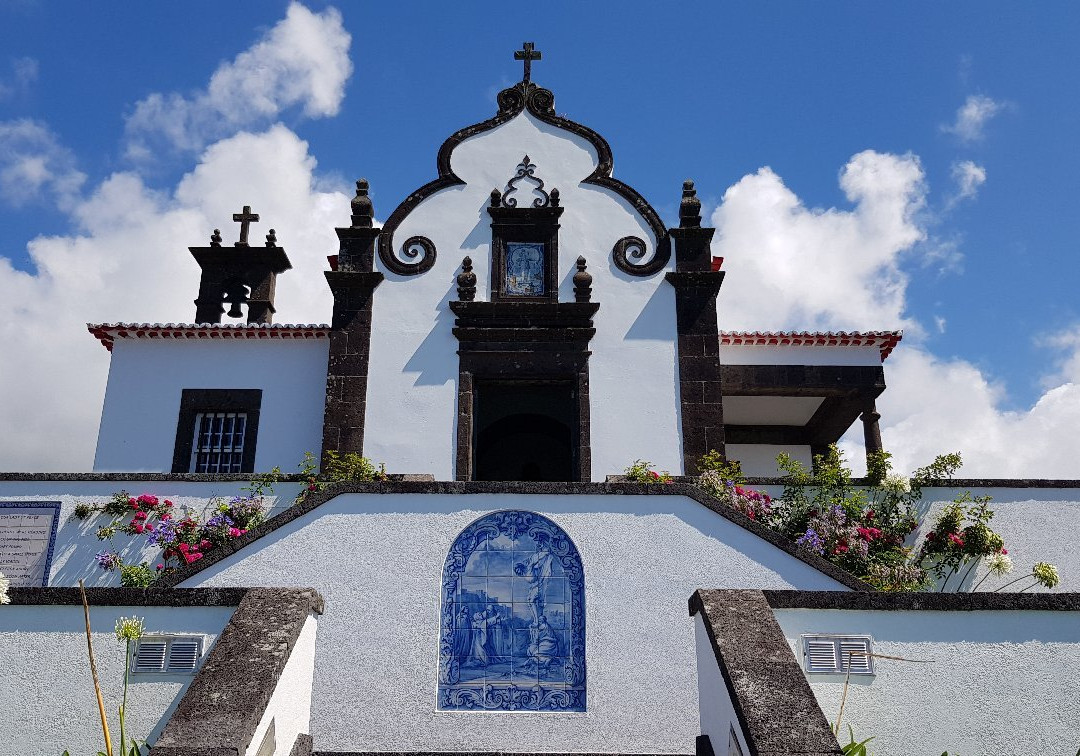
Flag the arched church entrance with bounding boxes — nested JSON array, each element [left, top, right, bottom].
[[473, 381, 576, 482]]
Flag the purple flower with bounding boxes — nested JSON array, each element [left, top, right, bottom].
[[205, 514, 235, 529], [95, 550, 122, 571], [796, 528, 826, 555], [148, 517, 178, 547]]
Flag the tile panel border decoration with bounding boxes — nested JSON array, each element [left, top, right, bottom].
[[0, 500, 60, 586], [438, 510, 586, 711]]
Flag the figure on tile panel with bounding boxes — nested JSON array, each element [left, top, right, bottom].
[[438, 510, 585, 711]]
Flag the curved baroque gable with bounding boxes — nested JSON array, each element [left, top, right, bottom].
[[438, 509, 586, 711], [378, 81, 670, 277]]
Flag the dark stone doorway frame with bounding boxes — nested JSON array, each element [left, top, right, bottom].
[[451, 300, 597, 482]]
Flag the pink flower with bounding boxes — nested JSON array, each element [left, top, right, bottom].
[[156, 563, 164, 570], [133, 523, 144, 534], [1001, 548, 1008, 555], [228, 527, 243, 538], [948, 533, 964, 548], [134, 511, 147, 520], [178, 543, 189, 553]]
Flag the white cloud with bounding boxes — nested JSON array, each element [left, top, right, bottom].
[[949, 160, 986, 204], [942, 94, 1004, 143], [867, 346, 1080, 478], [712, 152, 1080, 478], [0, 125, 346, 470], [0, 56, 38, 99], [0, 119, 85, 209], [713, 150, 926, 332], [124, 3, 352, 159]]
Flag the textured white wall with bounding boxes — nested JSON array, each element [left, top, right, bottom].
[[0, 480, 303, 586], [694, 613, 749, 756], [182, 491, 848, 754], [774, 608, 1080, 754], [725, 444, 812, 477], [94, 338, 329, 472], [719, 344, 884, 366], [364, 111, 682, 480], [0, 603, 233, 755], [246, 613, 318, 756]]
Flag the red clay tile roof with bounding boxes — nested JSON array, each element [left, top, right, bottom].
[[719, 330, 903, 361], [87, 323, 330, 352]]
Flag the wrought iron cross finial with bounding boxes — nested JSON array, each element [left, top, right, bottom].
[[231, 205, 260, 246], [514, 42, 542, 83]]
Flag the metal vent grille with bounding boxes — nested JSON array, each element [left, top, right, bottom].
[[132, 640, 167, 673], [131, 636, 203, 674], [801, 634, 874, 675]]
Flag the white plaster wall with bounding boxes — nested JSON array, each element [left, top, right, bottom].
[[0, 603, 233, 755], [246, 613, 318, 756], [365, 111, 682, 480], [694, 613, 749, 756], [725, 444, 812, 477], [182, 492, 848, 754], [0, 480, 303, 586], [774, 608, 1080, 755], [94, 338, 329, 472], [719, 344, 884, 367]]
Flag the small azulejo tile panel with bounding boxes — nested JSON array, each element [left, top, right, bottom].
[[438, 510, 585, 711], [505, 243, 545, 296]]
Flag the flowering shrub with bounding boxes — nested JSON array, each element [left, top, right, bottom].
[[698, 471, 772, 520], [624, 459, 673, 484], [693, 445, 1061, 593], [84, 490, 266, 586], [296, 450, 389, 503]]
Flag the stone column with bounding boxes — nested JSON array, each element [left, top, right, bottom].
[[666, 180, 726, 474], [320, 181, 384, 464], [861, 403, 883, 456]]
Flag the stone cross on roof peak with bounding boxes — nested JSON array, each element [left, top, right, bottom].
[[514, 42, 541, 83], [232, 205, 260, 246]]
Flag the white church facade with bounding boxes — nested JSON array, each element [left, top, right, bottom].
[[3, 45, 1080, 756]]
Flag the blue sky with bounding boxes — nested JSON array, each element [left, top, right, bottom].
[[1, 1, 1078, 473]]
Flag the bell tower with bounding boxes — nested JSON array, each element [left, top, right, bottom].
[[190, 205, 293, 324]]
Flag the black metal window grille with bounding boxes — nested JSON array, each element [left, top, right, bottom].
[[191, 412, 248, 473]]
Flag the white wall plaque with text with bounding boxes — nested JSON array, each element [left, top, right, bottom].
[[0, 502, 61, 586]]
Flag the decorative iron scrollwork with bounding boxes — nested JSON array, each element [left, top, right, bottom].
[[502, 155, 550, 208], [612, 235, 668, 277], [379, 234, 437, 276]]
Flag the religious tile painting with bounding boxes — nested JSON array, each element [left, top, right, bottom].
[[505, 243, 545, 296], [438, 510, 585, 711]]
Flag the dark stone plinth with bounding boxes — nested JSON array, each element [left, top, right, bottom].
[[689, 589, 842, 755], [150, 588, 324, 756]]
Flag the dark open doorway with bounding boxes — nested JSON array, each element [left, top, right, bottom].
[[473, 381, 577, 482]]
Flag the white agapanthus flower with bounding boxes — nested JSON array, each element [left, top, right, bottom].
[[883, 474, 911, 494], [114, 615, 145, 642], [986, 552, 1013, 576], [0, 571, 10, 605]]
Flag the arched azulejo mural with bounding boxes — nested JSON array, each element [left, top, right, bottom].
[[438, 510, 585, 711]]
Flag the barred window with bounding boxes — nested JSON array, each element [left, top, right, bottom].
[[172, 389, 261, 474], [192, 412, 248, 473]]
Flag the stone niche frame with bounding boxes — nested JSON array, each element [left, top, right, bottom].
[[171, 388, 263, 474], [488, 204, 563, 302], [451, 301, 598, 482]]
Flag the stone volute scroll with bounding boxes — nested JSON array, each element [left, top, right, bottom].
[[377, 43, 669, 283], [190, 204, 293, 324]]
